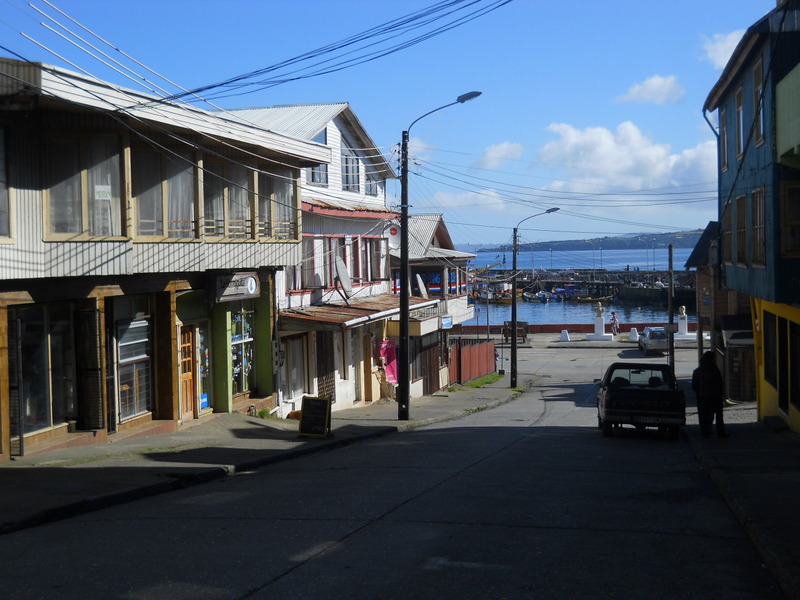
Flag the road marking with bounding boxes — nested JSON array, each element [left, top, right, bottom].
[[424, 557, 512, 571]]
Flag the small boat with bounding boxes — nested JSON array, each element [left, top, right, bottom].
[[522, 291, 538, 302]]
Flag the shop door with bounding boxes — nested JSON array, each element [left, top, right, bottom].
[[316, 331, 336, 403], [180, 326, 197, 420], [420, 346, 440, 395]]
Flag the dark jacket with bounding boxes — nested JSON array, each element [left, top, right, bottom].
[[692, 354, 724, 402]]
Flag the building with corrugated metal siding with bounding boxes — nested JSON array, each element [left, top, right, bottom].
[[0, 58, 330, 458]]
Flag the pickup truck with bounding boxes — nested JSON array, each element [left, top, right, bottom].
[[596, 362, 685, 439]]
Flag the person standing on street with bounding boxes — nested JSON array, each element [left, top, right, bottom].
[[691, 351, 729, 438], [610, 311, 619, 335]]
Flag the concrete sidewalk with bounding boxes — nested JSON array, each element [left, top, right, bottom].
[[1, 335, 799, 597]]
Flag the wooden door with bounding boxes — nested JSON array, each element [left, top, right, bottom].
[[180, 326, 197, 420]]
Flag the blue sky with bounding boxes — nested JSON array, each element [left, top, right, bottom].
[[0, 0, 778, 246]]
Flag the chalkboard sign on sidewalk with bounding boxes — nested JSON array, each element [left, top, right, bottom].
[[298, 396, 332, 438]]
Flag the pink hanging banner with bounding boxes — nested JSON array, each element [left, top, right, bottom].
[[379, 340, 398, 384]]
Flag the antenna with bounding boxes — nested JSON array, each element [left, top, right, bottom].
[[415, 274, 429, 299], [335, 256, 353, 298]]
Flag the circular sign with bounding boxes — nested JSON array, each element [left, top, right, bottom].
[[247, 277, 257, 295]]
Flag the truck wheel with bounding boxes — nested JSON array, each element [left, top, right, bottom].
[[602, 420, 613, 437]]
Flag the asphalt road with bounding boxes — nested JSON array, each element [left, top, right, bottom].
[[0, 351, 782, 600]]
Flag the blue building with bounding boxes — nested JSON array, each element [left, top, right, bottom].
[[702, 0, 800, 430]]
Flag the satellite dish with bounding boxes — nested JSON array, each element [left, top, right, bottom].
[[384, 224, 401, 249], [335, 256, 353, 298], [415, 274, 429, 299]]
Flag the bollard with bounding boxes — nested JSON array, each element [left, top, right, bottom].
[[560, 329, 570, 342], [629, 327, 639, 342]]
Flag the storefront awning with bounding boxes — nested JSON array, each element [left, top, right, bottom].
[[279, 293, 439, 331]]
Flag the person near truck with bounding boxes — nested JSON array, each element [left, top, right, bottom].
[[691, 351, 729, 438]]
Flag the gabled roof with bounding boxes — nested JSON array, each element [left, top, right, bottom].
[[389, 214, 475, 262], [685, 221, 719, 269], [0, 58, 329, 166], [223, 103, 396, 179], [703, 5, 781, 111]]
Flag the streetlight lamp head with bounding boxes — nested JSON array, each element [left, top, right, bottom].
[[457, 91, 482, 103], [546, 207, 560, 214]]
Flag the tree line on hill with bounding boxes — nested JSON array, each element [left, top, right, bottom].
[[482, 230, 703, 254]]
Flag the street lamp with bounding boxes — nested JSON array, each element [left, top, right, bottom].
[[398, 91, 482, 420], [510, 207, 560, 388]]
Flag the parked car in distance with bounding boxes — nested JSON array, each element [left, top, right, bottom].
[[596, 362, 686, 439], [638, 326, 668, 355]]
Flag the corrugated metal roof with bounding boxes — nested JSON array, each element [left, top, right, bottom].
[[0, 58, 329, 165], [223, 103, 395, 179], [279, 293, 435, 329], [224, 103, 348, 140]]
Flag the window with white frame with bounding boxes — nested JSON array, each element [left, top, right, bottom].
[[752, 187, 765, 265], [341, 140, 360, 192], [48, 134, 123, 237], [132, 148, 196, 238]]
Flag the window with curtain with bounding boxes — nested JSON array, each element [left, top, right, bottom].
[[132, 150, 163, 236], [48, 137, 83, 234], [735, 88, 744, 157], [257, 170, 273, 238], [228, 163, 251, 238], [203, 161, 226, 237], [0, 128, 8, 237], [166, 151, 195, 238], [271, 169, 297, 240], [722, 200, 733, 263], [754, 59, 764, 146], [365, 168, 379, 196], [49, 134, 123, 237]]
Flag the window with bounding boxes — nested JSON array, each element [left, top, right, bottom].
[[735, 87, 744, 157], [308, 163, 329, 186], [365, 168, 379, 196], [48, 134, 123, 237], [720, 107, 728, 171], [752, 187, 765, 265], [231, 301, 255, 395], [736, 194, 747, 265], [754, 59, 764, 146], [341, 141, 360, 192], [115, 297, 153, 421], [10, 304, 77, 434], [132, 149, 196, 238], [0, 128, 9, 237], [270, 170, 298, 240], [722, 200, 733, 263], [781, 184, 800, 255], [202, 160, 252, 238]]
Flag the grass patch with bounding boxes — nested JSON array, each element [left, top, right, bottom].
[[464, 373, 503, 388], [464, 404, 490, 415]]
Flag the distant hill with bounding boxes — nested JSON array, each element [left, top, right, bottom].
[[468, 230, 703, 254]]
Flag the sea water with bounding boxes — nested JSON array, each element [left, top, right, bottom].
[[463, 247, 695, 326]]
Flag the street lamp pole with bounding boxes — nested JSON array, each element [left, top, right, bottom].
[[510, 207, 559, 388], [398, 91, 481, 420]]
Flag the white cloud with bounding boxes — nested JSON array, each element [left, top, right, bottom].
[[536, 122, 717, 225], [473, 141, 525, 170], [616, 74, 685, 105], [432, 189, 506, 211], [702, 30, 745, 69]]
